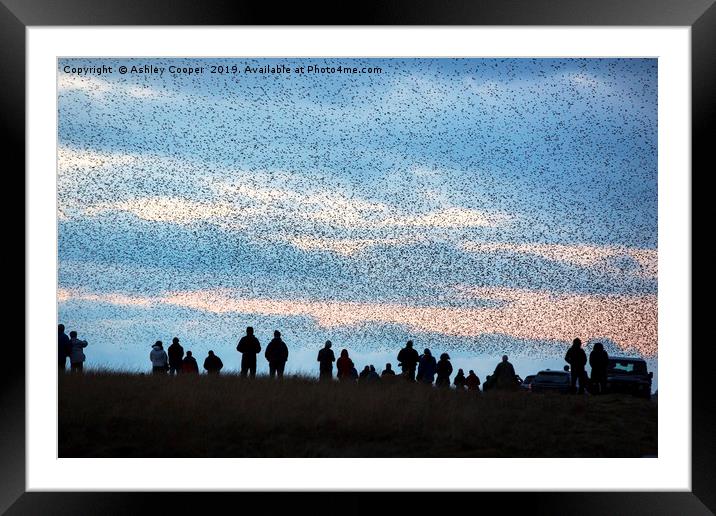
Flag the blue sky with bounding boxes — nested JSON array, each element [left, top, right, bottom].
[[57, 58, 658, 385]]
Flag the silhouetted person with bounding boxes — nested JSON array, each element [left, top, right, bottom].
[[58, 324, 71, 371], [181, 350, 199, 374], [417, 348, 437, 384], [265, 330, 289, 378], [150, 341, 168, 375], [381, 363, 396, 377], [466, 370, 481, 392], [397, 340, 420, 381], [237, 326, 261, 378], [68, 331, 88, 373], [336, 349, 354, 382], [589, 342, 609, 394], [317, 340, 336, 381], [359, 365, 371, 382], [435, 353, 453, 388], [565, 338, 588, 394], [493, 355, 517, 390], [204, 350, 223, 375], [454, 368, 466, 390], [367, 365, 380, 382], [167, 337, 184, 376]]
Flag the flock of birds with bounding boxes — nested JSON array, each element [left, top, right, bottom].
[[57, 58, 658, 366]]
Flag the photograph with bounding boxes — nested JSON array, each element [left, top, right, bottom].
[[56, 56, 658, 458]]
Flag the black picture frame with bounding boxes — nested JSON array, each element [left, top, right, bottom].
[[5, 1, 713, 514]]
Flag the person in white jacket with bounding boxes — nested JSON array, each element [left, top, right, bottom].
[[150, 341, 168, 375], [68, 331, 88, 372]]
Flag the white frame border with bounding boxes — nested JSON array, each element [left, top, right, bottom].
[[27, 26, 690, 491]]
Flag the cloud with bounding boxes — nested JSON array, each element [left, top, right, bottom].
[[58, 146, 140, 174], [386, 207, 507, 229], [58, 287, 657, 357], [58, 73, 167, 100], [287, 236, 420, 256], [79, 189, 508, 254], [62, 151, 511, 255], [461, 242, 657, 278], [58, 74, 114, 96], [57, 289, 152, 307], [84, 197, 239, 224]]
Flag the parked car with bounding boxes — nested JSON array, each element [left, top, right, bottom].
[[529, 370, 571, 394], [606, 357, 653, 398], [521, 375, 536, 391], [483, 374, 523, 392]]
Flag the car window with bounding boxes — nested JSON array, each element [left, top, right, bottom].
[[609, 360, 647, 374], [611, 361, 634, 373], [535, 372, 569, 383]]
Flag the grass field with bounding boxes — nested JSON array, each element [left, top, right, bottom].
[[59, 371, 657, 457]]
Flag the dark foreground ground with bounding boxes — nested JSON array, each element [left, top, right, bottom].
[[59, 372, 657, 457]]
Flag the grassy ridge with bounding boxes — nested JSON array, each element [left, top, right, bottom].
[[59, 371, 657, 457]]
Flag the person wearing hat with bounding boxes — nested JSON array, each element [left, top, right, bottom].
[[265, 330, 289, 378], [150, 341, 168, 375], [435, 353, 453, 388]]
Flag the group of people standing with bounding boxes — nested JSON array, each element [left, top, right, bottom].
[[147, 327, 289, 377], [565, 338, 610, 394], [315, 339, 481, 391], [57, 324, 88, 372], [59, 324, 607, 395]]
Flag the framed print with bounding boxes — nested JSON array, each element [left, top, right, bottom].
[[6, 0, 714, 514]]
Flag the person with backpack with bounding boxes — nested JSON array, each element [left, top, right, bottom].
[[236, 326, 261, 378], [167, 337, 185, 375], [150, 341, 168, 375], [265, 330, 289, 378]]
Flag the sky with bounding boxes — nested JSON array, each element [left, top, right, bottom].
[[57, 58, 658, 387]]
